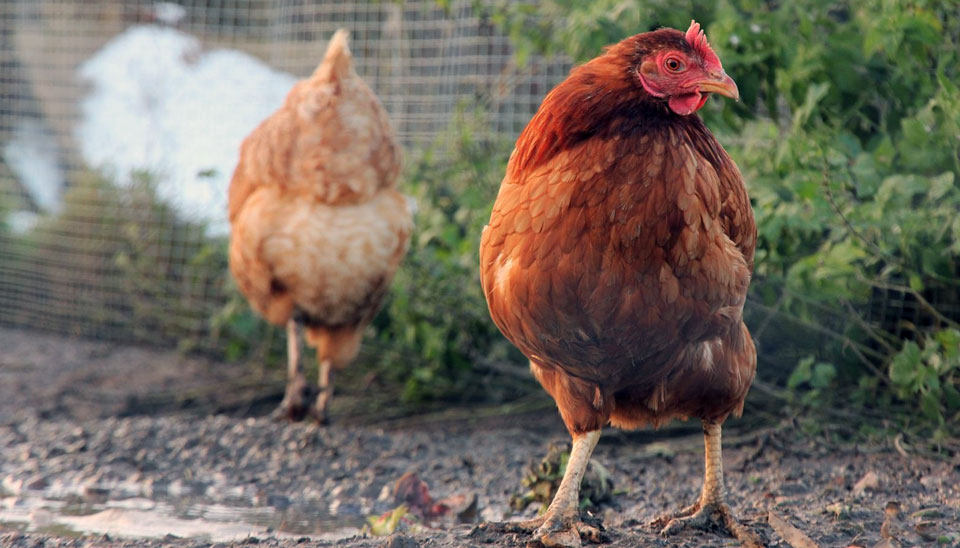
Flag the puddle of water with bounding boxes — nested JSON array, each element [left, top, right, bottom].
[[0, 494, 362, 542]]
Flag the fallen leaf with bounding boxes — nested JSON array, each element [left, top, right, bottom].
[[825, 502, 851, 519]]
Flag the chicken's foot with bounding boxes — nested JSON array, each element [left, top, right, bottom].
[[489, 430, 604, 547], [651, 420, 763, 548], [271, 320, 313, 422], [494, 515, 605, 548]]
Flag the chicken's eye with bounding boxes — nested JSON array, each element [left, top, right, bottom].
[[664, 57, 685, 72]]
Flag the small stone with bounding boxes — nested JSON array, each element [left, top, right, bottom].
[[2, 476, 23, 495], [266, 494, 290, 510], [780, 481, 811, 496], [381, 533, 420, 548], [82, 485, 110, 502], [25, 475, 47, 490], [853, 471, 880, 496]]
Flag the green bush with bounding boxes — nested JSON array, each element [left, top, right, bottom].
[[367, 107, 533, 403]]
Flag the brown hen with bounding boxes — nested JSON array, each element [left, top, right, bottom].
[[229, 30, 412, 424], [480, 21, 760, 547]]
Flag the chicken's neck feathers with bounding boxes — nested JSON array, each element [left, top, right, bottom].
[[509, 57, 723, 181]]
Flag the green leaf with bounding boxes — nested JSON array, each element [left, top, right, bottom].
[[919, 391, 943, 422], [928, 172, 956, 201], [811, 362, 837, 389], [788, 356, 814, 390], [889, 341, 921, 387], [909, 274, 925, 292], [934, 329, 960, 361], [944, 383, 960, 410]]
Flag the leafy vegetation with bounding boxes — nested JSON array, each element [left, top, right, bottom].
[[0, 1, 956, 436], [366, 108, 531, 403]]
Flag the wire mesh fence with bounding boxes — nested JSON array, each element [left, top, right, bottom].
[[1, 0, 953, 384], [0, 0, 571, 349]]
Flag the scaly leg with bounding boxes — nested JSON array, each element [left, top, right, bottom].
[[310, 357, 334, 425], [652, 420, 763, 548], [271, 320, 311, 421], [498, 430, 604, 547]]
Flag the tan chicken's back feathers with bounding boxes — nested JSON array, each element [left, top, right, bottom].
[[313, 29, 353, 83], [228, 26, 410, 371]]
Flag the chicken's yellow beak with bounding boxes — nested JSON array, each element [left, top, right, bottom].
[[698, 72, 740, 101]]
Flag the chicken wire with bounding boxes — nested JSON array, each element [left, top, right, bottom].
[[1, 0, 949, 358], [0, 0, 571, 346]]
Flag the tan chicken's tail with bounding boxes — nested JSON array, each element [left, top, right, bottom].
[[304, 325, 364, 370], [313, 28, 353, 82]]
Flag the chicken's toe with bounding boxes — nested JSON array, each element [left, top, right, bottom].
[[481, 515, 605, 548], [649, 500, 701, 529], [656, 501, 763, 548], [270, 378, 313, 422], [535, 516, 606, 547], [307, 405, 331, 425], [536, 521, 580, 548]]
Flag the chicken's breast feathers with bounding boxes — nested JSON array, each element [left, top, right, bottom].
[[480, 117, 754, 399]]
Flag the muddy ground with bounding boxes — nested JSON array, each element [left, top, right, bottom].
[[0, 326, 958, 548]]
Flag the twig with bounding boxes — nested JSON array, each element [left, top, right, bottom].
[[840, 299, 897, 354], [893, 433, 910, 458], [818, 160, 893, 263], [861, 277, 960, 330], [768, 511, 820, 548], [752, 289, 788, 342]]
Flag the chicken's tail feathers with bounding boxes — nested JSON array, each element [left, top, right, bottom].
[[313, 28, 353, 82]]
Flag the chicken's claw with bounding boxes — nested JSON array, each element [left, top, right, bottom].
[[307, 405, 331, 426], [270, 377, 314, 422], [483, 514, 607, 548], [653, 500, 763, 548]]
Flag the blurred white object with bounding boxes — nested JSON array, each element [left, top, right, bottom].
[[3, 119, 64, 215], [76, 25, 296, 235], [6, 211, 41, 234], [152, 2, 187, 26]]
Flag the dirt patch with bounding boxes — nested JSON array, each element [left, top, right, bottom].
[[1, 327, 958, 548]]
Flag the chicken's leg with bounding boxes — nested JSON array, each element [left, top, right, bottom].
[[271, 320, 311, 421], [652, 420, 763, 548], [310, 357, 333, 425], [495, 430, 604, 547]]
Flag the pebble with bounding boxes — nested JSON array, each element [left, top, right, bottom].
[[853, 471, 881, 496]]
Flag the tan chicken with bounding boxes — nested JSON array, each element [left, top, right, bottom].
[[228, 30, 412, 423], [480, 22, 759, 547]]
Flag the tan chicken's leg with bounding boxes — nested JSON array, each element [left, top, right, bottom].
[[502, 430, 604, 548], [310, 358, 333, 425], [271, 320, 311, 421], [652, 420, 763, 548]]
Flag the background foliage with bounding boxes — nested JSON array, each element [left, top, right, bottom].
[[474, 0, 960, 440], [1, 0, 957, 439]]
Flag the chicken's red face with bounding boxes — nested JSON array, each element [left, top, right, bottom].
[[636, 21, 739, 116]]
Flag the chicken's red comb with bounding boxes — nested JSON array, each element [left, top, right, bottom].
[[685, 20, 722, 70]]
